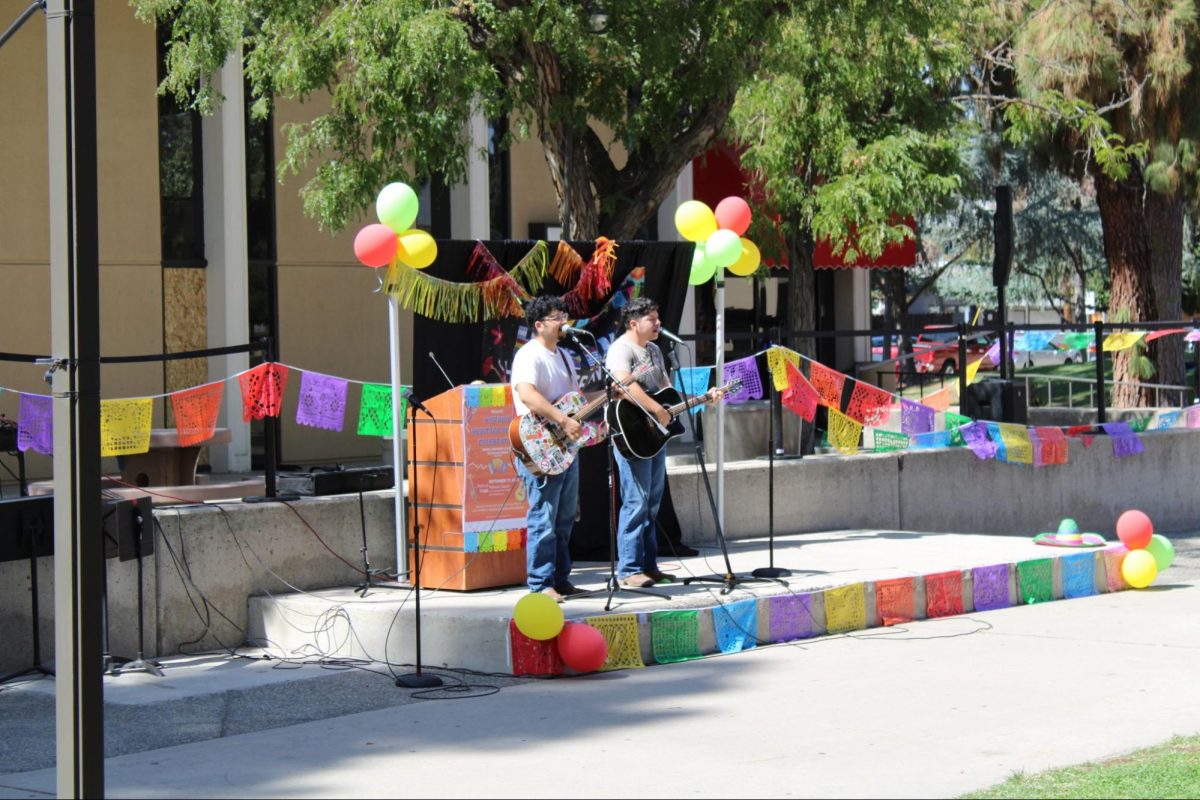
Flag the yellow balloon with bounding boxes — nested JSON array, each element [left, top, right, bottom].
[[727, 238, 761, 276], [396, 229, 438, 269], [1121, 549, 1158, 589], [674, 200, 718, 243], [513, 592, 565, 641]]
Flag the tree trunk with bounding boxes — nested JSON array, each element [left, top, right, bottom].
[[787, 221, 817, 454], [527, 43, 601, 239], [1094, 170, 1157, 408], [1147, 187, 1186, 403]]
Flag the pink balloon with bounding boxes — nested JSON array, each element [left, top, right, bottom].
[[715, 196, 752, 236], [354, 223, 398, 268], [555, 622, 608, 673], [1116, 509, 1153, 550]]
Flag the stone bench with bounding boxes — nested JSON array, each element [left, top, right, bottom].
[[118, 427, 232, 487]]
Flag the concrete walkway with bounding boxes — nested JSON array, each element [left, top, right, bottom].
[[1, 532, 1197, 798]]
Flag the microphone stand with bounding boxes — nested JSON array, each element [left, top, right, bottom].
[[753, 337, 794, 579], [669, 348, 784, 595], [395, 400, 442, 689], [564, 330, 668, 609]]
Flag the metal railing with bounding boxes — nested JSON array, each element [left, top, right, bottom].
[[1022, 374, 1192, 410]]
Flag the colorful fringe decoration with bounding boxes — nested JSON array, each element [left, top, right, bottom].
[[546, 240, 585, 286], [385, 241, 547, 323], [561, 237, 616, 315]]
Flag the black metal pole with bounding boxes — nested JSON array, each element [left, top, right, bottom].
[[1095, 319, 1106, 424], [957, 322, 968, 407], [997, 286, 1008, 381], [1193, 341, 1199, 406], [395, 401, 441, 688], [264, 337, 278, 498]]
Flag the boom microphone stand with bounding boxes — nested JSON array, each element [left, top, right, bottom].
[[670, 348, 784, 595], [564, 331, 668, 610]]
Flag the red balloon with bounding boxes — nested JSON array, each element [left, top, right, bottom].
[[714, 196, 752, 236], [354, 223, 398, 268], [555, 622, 608, 673], [1115, 509, 1153, 550]]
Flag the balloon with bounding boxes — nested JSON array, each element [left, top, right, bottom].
[[513, 592, 564, 641], [727, 237, 761, 276], [1115, 509, 1153, 550], [376, 182, 419, 233], [1145, 533, 1175, 571], [714, 196, 752, 236], [675, 200, 718, 242], [396, 229, 438, 269], [555, 622, 608, 673], [688, 254, 717, 285], [353, 224, 398, 268], [1121, 549, 1158, 589], [705, 229, 743, 267]]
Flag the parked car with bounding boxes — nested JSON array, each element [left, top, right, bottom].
[[912, 326, 995, 375], [1018, 343, 1089, 368]]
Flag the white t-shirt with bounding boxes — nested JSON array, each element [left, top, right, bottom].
[[510, 340, 578, 416]]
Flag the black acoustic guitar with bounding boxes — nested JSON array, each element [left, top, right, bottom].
[[606, 379, 741, 460]]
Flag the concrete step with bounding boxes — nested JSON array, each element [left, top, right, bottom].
[[247, 529, 1126, 674]]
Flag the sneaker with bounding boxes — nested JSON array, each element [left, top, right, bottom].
[[672, 544, 700, 557], [620, 573, 655, 588], [556, 582, 589, 597], [542, 587, 565, 603], [645, 570, 676, 584]]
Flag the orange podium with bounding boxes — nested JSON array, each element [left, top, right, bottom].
[[406, 384, 529, 591]]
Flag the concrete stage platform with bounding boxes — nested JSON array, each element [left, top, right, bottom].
[[248, 529, 1130, 675]]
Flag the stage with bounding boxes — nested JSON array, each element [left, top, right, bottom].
[[247, 528, 1128, 675]]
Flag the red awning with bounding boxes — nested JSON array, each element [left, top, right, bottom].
[[691, 143, 916, 270]]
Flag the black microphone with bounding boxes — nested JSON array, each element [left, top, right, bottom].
[[560, 324, 595, 340], [405, 391, 434, 417], [657, 327, 686, 346], [427, 351, 455, 391]]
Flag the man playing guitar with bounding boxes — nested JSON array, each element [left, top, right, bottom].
[[510, 296, 591, 602], [605, 298, 722, 588]]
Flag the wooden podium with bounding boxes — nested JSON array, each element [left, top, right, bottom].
[[407, 384, 529, 591]]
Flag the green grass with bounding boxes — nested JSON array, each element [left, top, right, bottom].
[[961, 735, 1200, 799]]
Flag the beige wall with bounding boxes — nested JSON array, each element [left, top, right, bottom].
[[272, 97, 401, 465], [0, 5, 164, 483]]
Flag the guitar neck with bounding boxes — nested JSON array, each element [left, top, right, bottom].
[[664, 381, 736, 418], [572, 372, 642, 421]]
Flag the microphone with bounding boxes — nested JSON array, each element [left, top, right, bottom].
[[405, 391, 434, 418], [427, 351, 455, 391], [656, 327, 686, 346], [560, 325, 595, 340]]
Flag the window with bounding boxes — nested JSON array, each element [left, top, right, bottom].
[[156, 23, 205, 267], [488, 117, 511, 239]]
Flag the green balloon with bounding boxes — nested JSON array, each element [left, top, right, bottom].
[[376, 182, 419, 233], [689, 255, 717, 285], [1145, 533, 1175, 571]]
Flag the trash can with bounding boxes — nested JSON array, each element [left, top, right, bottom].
[[963, 378, 1027, 424]]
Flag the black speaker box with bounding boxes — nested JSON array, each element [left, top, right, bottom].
[[963, 378, 1027, 425], [993, 184, 1013, 288], [277, 465, 395, 496]]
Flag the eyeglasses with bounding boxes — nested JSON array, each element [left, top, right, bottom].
[[541, 314, 569, 323]]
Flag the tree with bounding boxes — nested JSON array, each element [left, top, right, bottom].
[[728, 1, 968, 367], [980, 0, 1200, 406], [135, 0, 784, 240]]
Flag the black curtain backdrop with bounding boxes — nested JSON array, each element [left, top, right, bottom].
[[411, 239, 693, 561]]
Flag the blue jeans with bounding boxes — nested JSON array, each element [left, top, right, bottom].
[[614, 449, 665, 577], [515, 458, 579, 593]]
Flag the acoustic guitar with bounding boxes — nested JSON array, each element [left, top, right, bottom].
[[606, 379, 741, 460], [509, 363, 652, 476]]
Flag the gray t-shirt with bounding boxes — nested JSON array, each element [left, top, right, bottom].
[[605, 336, 670, 394]]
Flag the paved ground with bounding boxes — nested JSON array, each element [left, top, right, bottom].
[[1, 531, 1196, 799]]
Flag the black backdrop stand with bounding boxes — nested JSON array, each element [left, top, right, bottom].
[[752, 351, 795, 580], [111, 506, 162, 677], [395, 402, 442, 689], [669, 351, 784, 595], [0, 511, 54, 684], [353, 471, 407, 596]]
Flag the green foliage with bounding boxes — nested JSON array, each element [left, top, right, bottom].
[[134, 0, 782, 234], [730, 1, 970, 260]]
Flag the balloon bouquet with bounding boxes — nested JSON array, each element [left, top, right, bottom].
[[1114, 509, 1175, 589], [674, 196, 762, 284], [353, 182, 439, 270], [512, 593, 609, 673]]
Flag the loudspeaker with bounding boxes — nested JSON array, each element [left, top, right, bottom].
[[963, 378, 1027, 425], [277, 465, 394, 496], [993, 184, 1013, 288]]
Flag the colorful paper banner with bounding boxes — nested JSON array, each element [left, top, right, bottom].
[[100, 398, 154, 457]]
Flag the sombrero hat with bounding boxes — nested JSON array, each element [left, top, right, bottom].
[[1033, 518, 1105, 548]]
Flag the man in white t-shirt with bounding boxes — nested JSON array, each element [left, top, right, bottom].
[[510, 296, 588, 602]]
